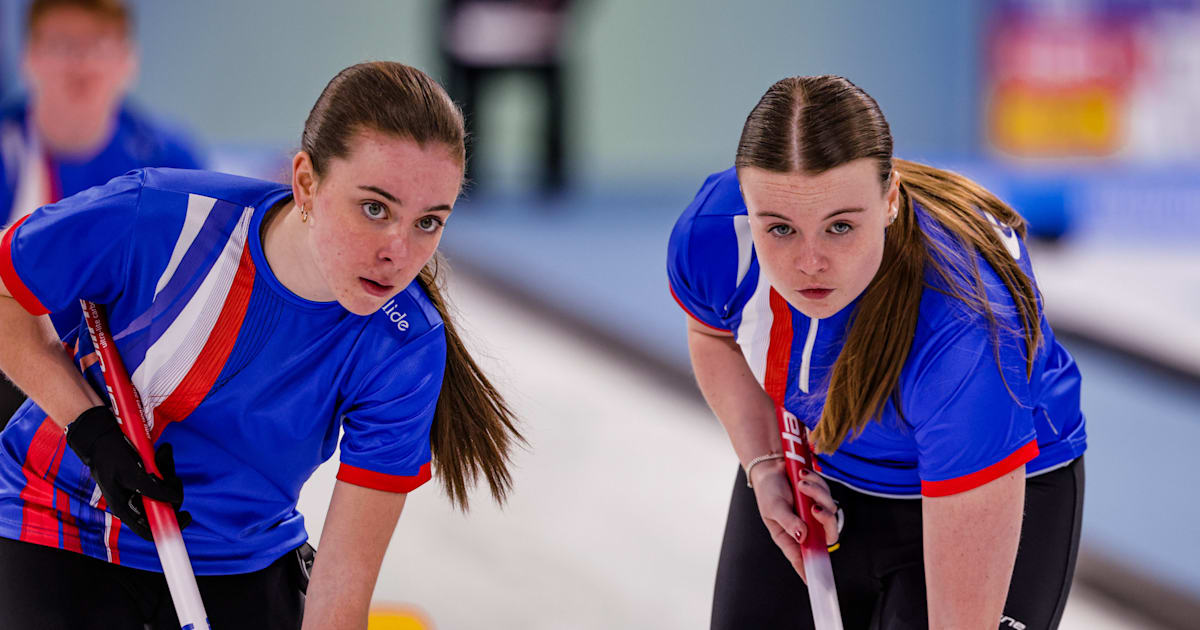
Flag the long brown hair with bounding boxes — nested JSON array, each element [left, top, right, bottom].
[[303, 61, 522, 508], [736, 76, 1041, 454]]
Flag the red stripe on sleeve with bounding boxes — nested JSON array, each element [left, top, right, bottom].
[[1, 214, 50, 315], [921, 439, 1040, 497], [669, 284, 731, 333], [337, 462, 432, 494]]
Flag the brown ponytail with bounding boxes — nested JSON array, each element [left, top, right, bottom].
[[418, 258, 523, 509], [304, 62, 522, 508], [736, 76, 1041, 454]]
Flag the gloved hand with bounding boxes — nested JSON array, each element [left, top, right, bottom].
[[65, 406, 191, 541]]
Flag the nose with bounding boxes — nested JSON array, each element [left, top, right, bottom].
[[377, 231, 409, 266], [794, 238, 828, 276]]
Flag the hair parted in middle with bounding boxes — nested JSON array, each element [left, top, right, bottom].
[[736, 75, 1041, 454]]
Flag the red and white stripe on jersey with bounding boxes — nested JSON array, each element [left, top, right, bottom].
[[129, 196, 256, 440], [734, 270, 775, 387]]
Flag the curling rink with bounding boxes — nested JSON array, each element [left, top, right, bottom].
[[296, 272, 1163, 630]]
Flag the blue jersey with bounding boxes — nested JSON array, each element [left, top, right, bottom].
[[0, 98, 204, 335], [0, 168, 444, 574], [668, 167, 1087, 497]]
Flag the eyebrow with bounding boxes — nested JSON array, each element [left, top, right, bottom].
[[358, 185, 453, 213], [754, 207, 865, 221]]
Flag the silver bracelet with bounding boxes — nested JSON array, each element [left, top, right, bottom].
[[744, 453, 785, 488]]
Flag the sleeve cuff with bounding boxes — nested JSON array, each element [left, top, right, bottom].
[[337, 461, 432, 494], [1, 215, 50, 316], [669, 284, 730, 333], [920, 439, 1039, 497]]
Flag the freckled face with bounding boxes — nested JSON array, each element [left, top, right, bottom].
[[740, 158, 898, 318], [304, 131, 462, 315]]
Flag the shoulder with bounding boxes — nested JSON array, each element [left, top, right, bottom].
[[360, 279, 447, 364], [905, 204, 1038, 387], [912, 202, 1034, 329], [338, 280, 447, 407], [372, 280, 444, 339], [668, 167, 756, 325], [138, 167, 287, 208], [671, 166, 748, 239]]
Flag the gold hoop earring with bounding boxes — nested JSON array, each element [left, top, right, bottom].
[[300, 205, 309, 223]]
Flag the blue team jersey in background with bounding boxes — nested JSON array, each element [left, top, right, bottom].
[[0, 168, 444, 574], [0, 98, 205, 336], [668, 167, 1087, 498]]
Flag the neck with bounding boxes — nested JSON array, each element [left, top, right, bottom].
[[261, 199, 332, 302], [30, 99, 116, 156]]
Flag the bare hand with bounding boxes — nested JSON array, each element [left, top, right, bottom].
[[748, 459, 841, 582]]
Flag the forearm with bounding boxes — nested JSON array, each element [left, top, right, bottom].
[[686, 319, 779, 467], [923, 467, 1024, 629], [302, 481, 407, 630], [0, 296, 101, 428]]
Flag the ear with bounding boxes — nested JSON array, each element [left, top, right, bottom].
[[886, 169, 901, 216], [292, 151, 317, 211]]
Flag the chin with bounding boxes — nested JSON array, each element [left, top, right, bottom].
[[336, 294, 386, 317]]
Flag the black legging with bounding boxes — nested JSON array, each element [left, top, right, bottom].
[[0, 536, 313, 629], [711, 458, 1085, 630], [0, 378, 25, 431]]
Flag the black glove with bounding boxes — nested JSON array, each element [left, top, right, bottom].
[[66, 406, 191, 541]]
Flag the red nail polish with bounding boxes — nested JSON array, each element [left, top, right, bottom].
[[813, 504, 823, 512]]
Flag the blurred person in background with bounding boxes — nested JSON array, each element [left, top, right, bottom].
[[669, 76, 1087, 629], [440, 0, 572, 195], [0, 0, 204, 426], [0, 61, 520, 629]]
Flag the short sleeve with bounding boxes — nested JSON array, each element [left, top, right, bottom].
[[905, 310, 1039, 497], [1, 171, 143, 316], [336, 326, 447, 493], [667, 169, 747, 331]]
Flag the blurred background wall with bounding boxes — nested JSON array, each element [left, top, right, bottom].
[[4, 0, 987, 184]]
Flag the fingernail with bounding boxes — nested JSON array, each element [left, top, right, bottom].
[[793, 529, 803, 543], [799, 469, 809, 477], [813, 504, 823, 513]]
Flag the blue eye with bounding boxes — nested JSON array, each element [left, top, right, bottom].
[[416, 216, 444, 233], [361, 201, 387, 220], [829, 221, 853, 235], [768, 224, 794, 237]]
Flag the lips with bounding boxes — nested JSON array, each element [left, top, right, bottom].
[[798, 288, 834, 300], [359, 277, 394, 297]]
